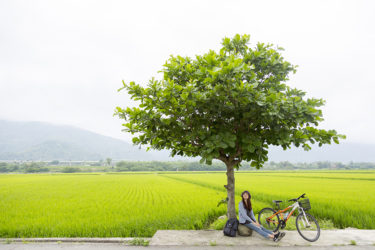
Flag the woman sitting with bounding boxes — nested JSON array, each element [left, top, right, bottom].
[[238, 190, 285, 242]]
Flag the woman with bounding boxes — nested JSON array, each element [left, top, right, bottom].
[[238, 190, 285, 242]]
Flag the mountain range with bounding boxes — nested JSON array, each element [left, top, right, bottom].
[[0, 120, 169, 161], [0, 119, 374, 162]]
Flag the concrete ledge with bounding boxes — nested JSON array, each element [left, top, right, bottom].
[[149, 229, 375, 246], [0, 237, 150, 244], [1, 229, 375, 247]]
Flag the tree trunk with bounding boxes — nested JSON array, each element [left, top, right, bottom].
[[225, 162, 236, 219]]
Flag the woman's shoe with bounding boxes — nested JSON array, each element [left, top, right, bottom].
[[276, 232, 286, 242], [273, 234, 279, 242]]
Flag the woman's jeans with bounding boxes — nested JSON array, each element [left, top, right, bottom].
[[242, 222, 274, 239]]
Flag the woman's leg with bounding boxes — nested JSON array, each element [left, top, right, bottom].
[[260, 225, 274, 235], [243, 223, 272, 239]]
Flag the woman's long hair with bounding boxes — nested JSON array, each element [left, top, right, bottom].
[[241, 190, 252, 212]]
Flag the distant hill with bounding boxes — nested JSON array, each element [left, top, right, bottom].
[[0, 119, 374, 162], [0, 120, 168, 161], [268, 142, 375, 163]]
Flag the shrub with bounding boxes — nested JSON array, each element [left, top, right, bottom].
[[61, 167, 81, 173]]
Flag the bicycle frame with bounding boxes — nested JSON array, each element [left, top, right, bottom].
[[267, 201, 300, 223]]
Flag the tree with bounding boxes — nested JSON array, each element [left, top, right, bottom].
[[49, 160, 60, 165], [106, 158, 112, 167], [115, 34, 345, 219]]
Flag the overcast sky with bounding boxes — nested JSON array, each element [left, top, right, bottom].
[[0, 0, 374, 144]]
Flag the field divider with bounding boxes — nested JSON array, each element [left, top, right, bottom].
[[161, 175, 229, 195], [160, 175, 271, 209], [163, 175, 271, 199]]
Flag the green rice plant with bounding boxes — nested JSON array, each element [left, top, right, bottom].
[[163, 170, 375, 229], [0, 174, 227, 237], [0, 170, 373, 237]]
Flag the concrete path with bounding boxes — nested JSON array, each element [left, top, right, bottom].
[[1, 243, 375, 250], [0, 238, 143, 243], [150, 229, 375, 247], [0, 243, 375, 250], [1, 229, 375, 249]]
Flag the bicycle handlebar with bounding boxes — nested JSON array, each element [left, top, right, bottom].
[[288, 193, 306, 202]]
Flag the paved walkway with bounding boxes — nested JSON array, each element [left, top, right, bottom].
[[150, 229, 375, 247], [0, 243, 375, 250], [1, 244, 375, 250], [1, 229, 374, 249]]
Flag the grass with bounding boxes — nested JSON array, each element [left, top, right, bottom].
[[350, 240, 357, 245], [209, 215, 227, 230], [129, 238, 149, 246], [209, 240, 217, 246], [0, 170, 373, 237]]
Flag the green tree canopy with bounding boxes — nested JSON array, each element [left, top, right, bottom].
[[115, 34, 345, 218]]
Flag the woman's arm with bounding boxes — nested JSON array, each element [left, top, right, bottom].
[[250, 209, 257, 222], [250, 209, 261, 227]]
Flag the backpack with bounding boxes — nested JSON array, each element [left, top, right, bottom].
[[223, 218, 239, 237]]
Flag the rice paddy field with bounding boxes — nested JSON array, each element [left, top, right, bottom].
[[0, 170, 374, 237]]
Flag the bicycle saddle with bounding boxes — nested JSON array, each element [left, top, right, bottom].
[[272, 200, 283, 203]]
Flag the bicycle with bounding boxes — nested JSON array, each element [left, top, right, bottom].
[[258, 193, 320, 242]]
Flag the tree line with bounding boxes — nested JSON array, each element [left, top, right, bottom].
[[0, 161, 374, 173]]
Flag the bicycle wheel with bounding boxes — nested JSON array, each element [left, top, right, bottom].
[[296, 212, 320, 242], [258, 207, 280, 232]]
